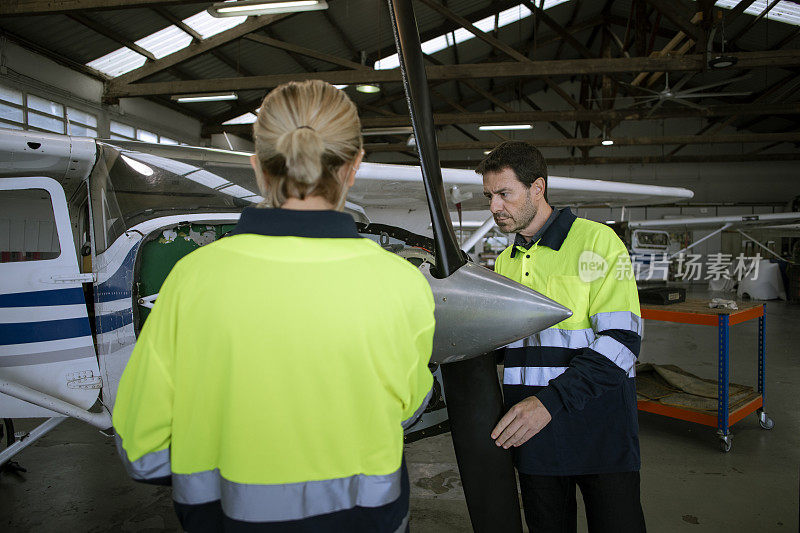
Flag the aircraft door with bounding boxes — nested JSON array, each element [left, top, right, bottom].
[[0, 177, 101, 418]]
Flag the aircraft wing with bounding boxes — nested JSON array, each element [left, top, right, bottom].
[[350, 162, 694, 210], [628, 212, 800, 229], [98, 141, 694, 210]]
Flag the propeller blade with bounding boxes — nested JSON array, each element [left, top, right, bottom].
[[387, 0, 466, 279]]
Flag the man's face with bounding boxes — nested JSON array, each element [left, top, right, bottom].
[[482, 167, 538, 234]]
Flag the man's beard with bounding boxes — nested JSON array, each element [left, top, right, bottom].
[[494, 198, 538, 234]]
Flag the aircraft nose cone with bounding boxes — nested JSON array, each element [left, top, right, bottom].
[[419, 262, 572, 364]]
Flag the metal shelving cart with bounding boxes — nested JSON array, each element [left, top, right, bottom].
[[638, 299, 773, 452]]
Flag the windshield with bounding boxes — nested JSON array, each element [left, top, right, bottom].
[[634, 231, 670, 249], [91, 142, 263, 252]]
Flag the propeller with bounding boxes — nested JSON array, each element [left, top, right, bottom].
[[385, 0, 465, 279], [386, 1, 526, 530]]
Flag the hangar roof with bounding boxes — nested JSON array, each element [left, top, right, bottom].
[[1, 0, 798, 167]]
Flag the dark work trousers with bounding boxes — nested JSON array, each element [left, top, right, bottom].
[[518, 471, 646, 533]]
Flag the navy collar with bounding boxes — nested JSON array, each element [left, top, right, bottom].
[[228, 207, 362, 239], [513, 207, 559, 252], [510, 207, 576, 257]]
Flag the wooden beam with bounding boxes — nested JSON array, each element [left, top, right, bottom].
[[1, 0, 186, 15], [67, 13, 156, 61], [417, 0, 593, 122], [670, 70, 800, 156], [210, 49, 256, 78], [107, 51, 800, 98], [723, 0, 757, 25], [641, 0, 702, 42], [109, 13, 290, 87], [244, 33, 368, 70], [364, 132, 800, 152], [0, 29, 109, 81], [729, 0, 781, 47], [208, 99, 800, 135], [520, 0, 594, 59], [151, 6, 203, 42], [322, 10, 360, 60], [440, 152, 800, 167], [151, 8, 258, 77]]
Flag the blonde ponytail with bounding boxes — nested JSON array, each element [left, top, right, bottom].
[[253, 80, 362, 208]]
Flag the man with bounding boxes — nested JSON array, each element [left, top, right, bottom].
[[477, 141, 646, 533]]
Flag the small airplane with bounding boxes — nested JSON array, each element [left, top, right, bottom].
[[0, 125, 694, 467]]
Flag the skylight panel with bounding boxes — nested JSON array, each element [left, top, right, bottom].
[[87, 47, 147, 77], [85, 5, 248, 77], [374, 1, 570, 70], [136, 25, 193, 59], [183, 10, 247, 39], [715, 0, 800, 26], [223, 112, 257, 125]]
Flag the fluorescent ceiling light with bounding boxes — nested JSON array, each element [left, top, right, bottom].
[[601, 138, 614, 146], [209, 0, 328, 17], [483, 150, 492, 155], [362, 127, 414, 136], [479, 124, 532, 131], [333, 85, 348, 89], [173, 93, 238, 103], [374, 1, 570, 70], [356, 84, 381, 94]]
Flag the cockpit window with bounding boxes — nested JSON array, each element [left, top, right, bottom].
[[635, 231, 670, 248], [91, 143, 263, 253]]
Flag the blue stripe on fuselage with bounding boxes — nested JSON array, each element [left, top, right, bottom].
[[0, 317, 92, 345], [0, 287, 86, 308], [96, 310, 133, 333]]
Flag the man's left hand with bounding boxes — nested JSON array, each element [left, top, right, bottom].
[[491, 396, 552, 449]]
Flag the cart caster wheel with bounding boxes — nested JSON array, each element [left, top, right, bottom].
[[757, 409, 774, 430], [717, 431, 733, 453], [719, 438, 732, 453]]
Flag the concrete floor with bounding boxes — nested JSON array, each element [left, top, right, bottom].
[[1, 295, 798, 532]]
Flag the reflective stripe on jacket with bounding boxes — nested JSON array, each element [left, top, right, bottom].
[[112, 208, 434, 532], [494, 207, 642, 476]]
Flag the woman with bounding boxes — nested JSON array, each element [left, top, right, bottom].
[[113, 80, 435, 532]]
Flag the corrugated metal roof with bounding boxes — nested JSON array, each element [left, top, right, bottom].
[[1, 0, 796, 132]]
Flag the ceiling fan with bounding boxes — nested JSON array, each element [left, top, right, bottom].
[[627, 72, 752, 114]]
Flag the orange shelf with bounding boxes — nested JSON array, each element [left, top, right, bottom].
[[640, 299, 764, 326], [637, 396, 763, 428]]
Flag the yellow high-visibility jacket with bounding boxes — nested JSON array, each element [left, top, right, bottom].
[[113, 207, 435, 532], [494, 207, 642, 476]]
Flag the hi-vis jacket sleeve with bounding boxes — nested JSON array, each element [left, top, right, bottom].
[[401, 289, 436, 430], [536, 236, 642, 418], [112, 269, 181, 484]]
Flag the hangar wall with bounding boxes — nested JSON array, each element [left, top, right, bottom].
[[0, 41, 201, 144]]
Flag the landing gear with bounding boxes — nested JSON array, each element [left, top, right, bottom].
[[757, 409, 774, 430], [0, 418, 27, 476]]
